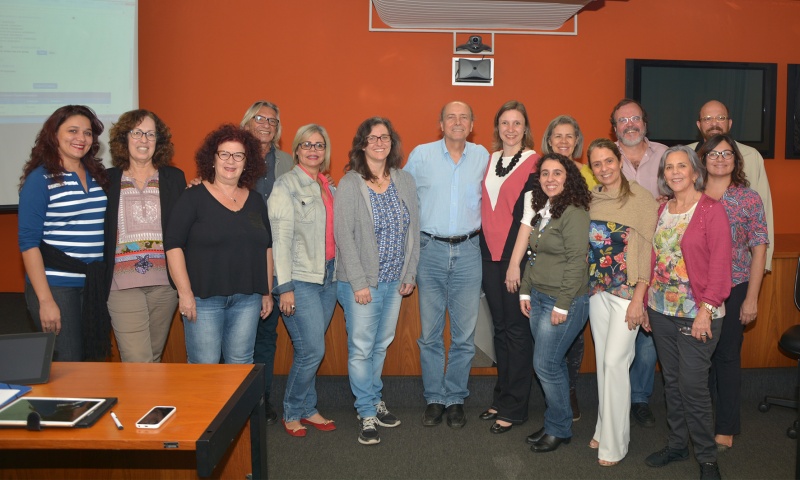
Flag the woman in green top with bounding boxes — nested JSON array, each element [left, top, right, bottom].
[[508, 152, 591, 453], [539, 115, 594, 420]]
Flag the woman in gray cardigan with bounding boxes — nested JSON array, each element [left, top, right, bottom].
[[335, 117, 419, 446]]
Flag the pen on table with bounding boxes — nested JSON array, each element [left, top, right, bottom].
[[110, 411, 124, 430]]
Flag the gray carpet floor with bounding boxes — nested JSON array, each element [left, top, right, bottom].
[[1, 293, 795, 478], [266, 371, 797, 479]]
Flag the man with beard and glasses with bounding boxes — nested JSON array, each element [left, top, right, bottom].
[[609, 98, 667, 430], [611, 99, 667, 200], [688, 99, 774, 271]]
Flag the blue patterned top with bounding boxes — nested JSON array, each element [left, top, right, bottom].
[[369, 181, 410, 283]]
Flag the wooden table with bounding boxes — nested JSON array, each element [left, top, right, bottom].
[[0, 362, 267, 479]]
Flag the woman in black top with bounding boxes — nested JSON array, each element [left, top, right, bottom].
[[165, 124, 273, 364]]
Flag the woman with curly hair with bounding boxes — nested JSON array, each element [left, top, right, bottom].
[[539, 114, 592, 421], [508, 152, 591, 453], [18, 105, 109, 362], [104, 110, 186, 363], [164, 124, 273, 365]]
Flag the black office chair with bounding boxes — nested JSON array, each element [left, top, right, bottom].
[[758, 256, 800, 439]]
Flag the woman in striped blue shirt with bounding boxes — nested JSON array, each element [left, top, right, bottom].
[[18, 105, 109, 361]]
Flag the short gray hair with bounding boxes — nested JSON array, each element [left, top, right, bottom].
[[657, 145, 706, 197], [540, 115, 584, 159]]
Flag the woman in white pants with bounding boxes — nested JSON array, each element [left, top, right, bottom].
[[585, 139, 657, 466]]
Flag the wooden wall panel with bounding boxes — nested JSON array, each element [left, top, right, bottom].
[[118, 235, 800, 377]]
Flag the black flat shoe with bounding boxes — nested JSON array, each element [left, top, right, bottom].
[[479, 409, 497, 421], [531, 434, 571, 453], [422, 403, 445, 427], [266, 402, 278, 426], [490, 422, 512, 434], [526, 427, 546, 445], [445, 404, 466, 429]]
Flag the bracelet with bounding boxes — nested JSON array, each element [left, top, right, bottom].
[[701, 302, 717, 315]]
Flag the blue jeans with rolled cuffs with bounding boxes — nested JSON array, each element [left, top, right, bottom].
[[338, 280, 403, 419], [183, 293, 261, 364], [282, 259, 337, 422], [528, 287, 589, 439], [417, 233, 482, 407]]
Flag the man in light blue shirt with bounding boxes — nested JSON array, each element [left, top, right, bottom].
[[405, 101, 489, 429]]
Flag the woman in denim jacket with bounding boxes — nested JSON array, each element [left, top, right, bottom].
[[268, 124, 337, 437]]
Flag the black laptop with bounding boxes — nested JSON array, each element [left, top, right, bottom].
[[0, 332, 56, 384]]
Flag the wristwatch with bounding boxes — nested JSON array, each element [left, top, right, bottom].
[[701, 302, 717, 315]]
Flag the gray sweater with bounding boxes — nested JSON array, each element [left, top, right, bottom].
[[334, 169, 419, 291]]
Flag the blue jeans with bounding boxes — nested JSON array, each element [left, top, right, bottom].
[[417, 234, 481, 406], [630, 328, 657, 404], [183, 293, 261, 364], [338, 280, 402, 418], [253, 295, 280, 401], [25, 282, 83, 362], [282, 259, 337, 422], [528, 287, 589, 439]]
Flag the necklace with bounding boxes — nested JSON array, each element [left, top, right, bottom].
[[495, 148, 524, 177], [370, 173, 389, 189], [214, 183, 238, 203], [526, 214, 544, 266]]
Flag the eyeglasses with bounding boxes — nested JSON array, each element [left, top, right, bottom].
[[129, 130, 157, 141], [216, 151, 246, 162], [678, 325, 693, 336], [706, 150, 734, 160], [367, 134, 391, 144], [299, 141, 326, 151], [700, 115, 729, 124], [615, 115, 642, 126], [253, 115, 279, 126]]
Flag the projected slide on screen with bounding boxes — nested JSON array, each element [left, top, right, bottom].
[[0, 0, 137, 208]]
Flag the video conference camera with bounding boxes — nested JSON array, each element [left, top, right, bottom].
[[456, 35, 491, 54]]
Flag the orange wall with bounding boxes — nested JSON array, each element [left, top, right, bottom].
[[4, 0, 800, 292]]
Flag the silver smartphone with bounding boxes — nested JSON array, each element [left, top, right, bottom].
[[135, 406, 176, 429]]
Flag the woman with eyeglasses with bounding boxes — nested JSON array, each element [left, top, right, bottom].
[[480, 100, 538, 434], [509, 152, 591, 453], [644, 145, 731, 480], [585, 139, 657, 466], [104, 110, 186, 363], [240, 100, 291, 425], [539, 114, 593, 421], [335, 117, 419, 445], [698, 134, 767, 451], [268, 124, 337, 437], [164, 124, 273, 366], [19, 105, 109, 362]]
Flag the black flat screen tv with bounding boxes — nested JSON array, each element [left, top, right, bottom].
[[625, 59, 777, 158]]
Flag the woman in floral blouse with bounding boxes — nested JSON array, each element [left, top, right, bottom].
[[644, 145, 731, 480], [698, 134, 768, 451], [585, 139, 658, 466]]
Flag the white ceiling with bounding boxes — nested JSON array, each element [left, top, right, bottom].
[[372, 0, 596, 31]]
